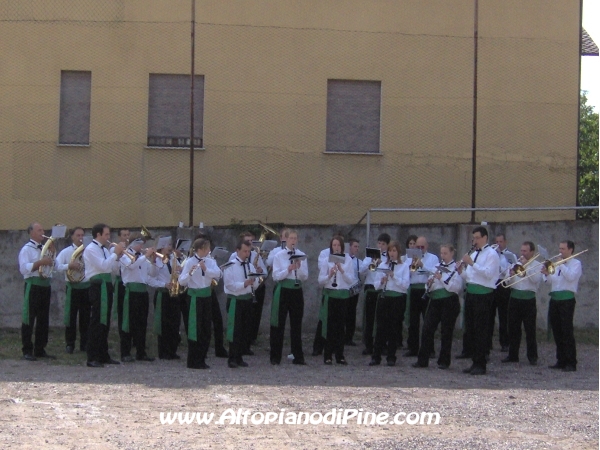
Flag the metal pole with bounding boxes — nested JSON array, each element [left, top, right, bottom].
[[470, 0, 479, 224], [366, 210, 371, 247], [188, 0, 196, 227]]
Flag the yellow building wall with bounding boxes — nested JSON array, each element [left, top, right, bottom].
[[0, 0, 580, 229]]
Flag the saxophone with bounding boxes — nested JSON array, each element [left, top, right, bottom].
[[169, 254, 186, 297]]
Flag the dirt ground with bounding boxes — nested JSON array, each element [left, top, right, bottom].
[[0, 329, 597, 450]]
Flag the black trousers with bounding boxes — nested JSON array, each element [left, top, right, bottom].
[[507, 297, 538, 362], [249, 283, 266, 342], [187, 295, 212, 368], [463, 292, 494, 369], [344, 293, 360, 343], [270, 287, 305, 363], [373, 294, 406, 363], [549, 299, 577, 368], [211, 289, 226, 352], [180, 293, 190, 337], [21, 283, 51, 356], [87, 281, 114, 363], [65, 286, 91, 351], [489, 284, 511, 349], [362, 287, 379, 351], [323, 296, 347, 363], [417, 294, 460, 367], [154, 290, 181, 359], [118, 291, 149, 358], [407, 286, 430, 354], [228, 298, 252, 364]]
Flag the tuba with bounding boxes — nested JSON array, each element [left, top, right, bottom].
[[66, 243, 86, 282], [38, 235, 57, 279]]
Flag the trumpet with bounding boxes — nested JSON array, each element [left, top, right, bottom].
[[153, 251, 169, 264], [108, 242, 136, 262], [368, 258, 381, 271], [409, 257, 421, 272]]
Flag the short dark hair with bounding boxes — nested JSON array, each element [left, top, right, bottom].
[[561, 240, 575, 252], [522, 241, 535, 252], [69, 227, 84, 237], [377, 233, 391, 244], [440, 243, 455, 253], [236, 237, 252, 251], [118, 228, 129, 236], [92, 223, 109, 239], [348, 237, 359, 245], [193, 238, 210, 252], [472, 226, 488, 238], [405, 234, 418, 248], [329, 235, 345, 254], [495, 233, 506, 240]]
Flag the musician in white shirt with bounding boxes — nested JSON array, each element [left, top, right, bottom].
[[55, 226, 89, 354], [345, 238, 366, 346], [543, 240, 583, 372]]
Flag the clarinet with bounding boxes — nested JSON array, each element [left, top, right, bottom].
[[292, 245, 299, 286], [248, 259, 257, 303], [331, 263, 338, 288]]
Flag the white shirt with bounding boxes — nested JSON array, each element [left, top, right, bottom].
[[318, 254, 355, 289], [272, 246, 309, 282], [120, 253, 151, 285], [147, 256, 174, 289], [317, 248, 330, 272], [83, 240, 120, 281], [428, 260, 463, 295], [545, 258, 582, 294], [266, 246, 285, 267], [19, 239, 53, 279], [409, 252, 440, 285], [349, 255, 366, 284], [498, 248, 518, 280], [374, 260, 410, 293], [460, 244, 500, 290], [223, 257, 259, 296], [511, 263, 542, 293], [56, 243, 79, 281], [179, 255, 221, 289], [361, 252, 389, 286], [229, 249, 267, 273]]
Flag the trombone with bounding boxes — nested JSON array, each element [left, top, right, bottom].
[[501, 250, 588, 288], [495, 253, 541, 288]]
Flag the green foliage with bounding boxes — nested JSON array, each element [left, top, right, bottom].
[[578, 92, 599, 221]]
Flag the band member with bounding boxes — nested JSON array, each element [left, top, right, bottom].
[[18, 223, 55, 361], [369, 241, 410, 366], [194, 232, 228, 358], [316, 236, 354, 365], [502, 241, 541, 365], [147, 237, 183, 360], [84, 223, 124, 368], [404, 236, 440, 357], [179, 238, 221, 369], [117, 237, 155, 362], [345, 238, 366, 346], [543, 240, 582, 372], [412, 244, 463, 369], [401, 235, 418, 263], [270, 229, 308, 365], [55, 226, 90, 354], [112, 229, 130, 327], [457, 226, 500, 375], [266, 228, 290, 268], [489, 233, 516, 352], [359, 233, 390, 355]]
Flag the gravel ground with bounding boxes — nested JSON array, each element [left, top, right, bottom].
[[0, 336, 597, 450]]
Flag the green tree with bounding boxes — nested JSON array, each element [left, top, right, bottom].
[[578, 92, 599, 221]]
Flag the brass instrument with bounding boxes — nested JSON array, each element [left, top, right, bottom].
[[153, 251, 169, 264], [496, 253, 540, 288], [66, 242, 85, 282], [409, 257, 421, 273], [38, 235, 57, 279], [108, 242, 136, 263], [368, 258, 380, 272], [140, 225, 153, 240], [169, 255, 186, 296]]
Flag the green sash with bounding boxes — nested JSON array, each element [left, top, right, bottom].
[[153, 288, 168, 335], [428, 288, 453, 300], [91, 273, 112, 326], [187, 287, 212, 341], [64, 281, 90, 326], [122, 282, 147, 333], [319, 288, 350, 339], [271, 279, 301, 328], [226, 293, 253, 342], [549, 290, 575, 301], [466, 283, 494, 295], [22, 277, 50, 325], [510, 289, 536, 300], [373, 290, 404, 338]]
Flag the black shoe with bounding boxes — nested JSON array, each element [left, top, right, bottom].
[[324, 359, 333, 365], [237, 360, 249, 367], [501, 346, 509, 352], [548, 363, 565, 369], [243, 349, 255, 356], [455, 353, 472, 359], [22, 354, 37, 362], [470, 366, 486, 375], [337, 359, 348, 365], [462, 365, 474, 374], [403, 350, 418, 357], [368, 359, 380, 366], [429, 351, 436, 359], [34, 351, 56, 359], [437, 363, 449, 370], [312, 350, 322, 356], [362, 348, 373, 356], [136, 355, 155, 362], [386, 360, 395, 367], [292, 359, 307, 365], [87, 361, 104, 368], [345, 341, 357, 347], [228, 361, 238, 368], [562, 365, 576, 372], [529, 359, 538, 366], [104, 358, 120, 365], [270, 359, 280, 365], [412, 362, 427, 368], [198, 362, 210, 369], [171, 354, 181, 360], [121, 355, 135, 363], [215, 348, 229, 358], [501, 357, 518, 363], [66, 346, 74, 354]]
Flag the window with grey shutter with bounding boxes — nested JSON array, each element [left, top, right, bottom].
[[326, 80, 381, 154], [147, 74, 204, 148], [59, 71, 92, 145]]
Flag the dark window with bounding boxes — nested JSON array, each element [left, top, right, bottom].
[[59, 71, 92, 145]]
